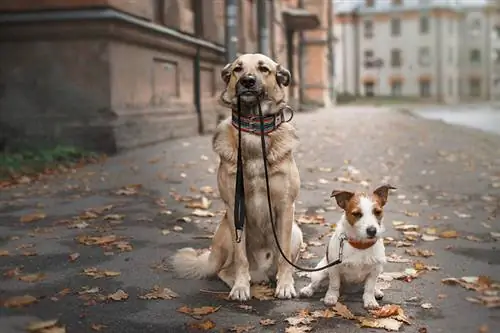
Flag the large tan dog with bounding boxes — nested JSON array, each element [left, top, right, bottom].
[[172, 53, 304, 301]]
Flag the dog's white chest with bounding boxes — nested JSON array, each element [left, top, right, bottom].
[[339, 263, 373, 284]]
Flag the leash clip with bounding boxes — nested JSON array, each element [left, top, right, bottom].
[[338, 233, 347, 263], [235, 229, 242, 243]]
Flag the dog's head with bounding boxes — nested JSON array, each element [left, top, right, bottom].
[[219, 53, 291, 115], [330, 184, 396, 240]]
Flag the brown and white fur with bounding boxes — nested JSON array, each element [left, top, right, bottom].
[[299, 185, 396, 309], [172, 54, 304, 301]]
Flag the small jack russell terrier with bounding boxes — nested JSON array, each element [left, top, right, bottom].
[[300, 184, 396, 309]]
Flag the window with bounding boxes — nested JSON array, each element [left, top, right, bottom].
[[448, 77, 453, 96], [364, 50, 374, 68], [448, 46, 453, 64], [420, 15, 430, 34], [364, 20, 374, 39], [392, 0, 403, 6], [366, 0, 374, 8], [418, 47, 431, 67], [469, 18, 481, 36], [495, 49, 500, 64], [391, 82, 403, 96], [364, 82, 375, 97], [391, 18, 401, 36], [419, 81, 431, 97], [469, 78, 481, 97], [496, 26, 500, 39], [391, 49, 402, 67], [470, 49, 481, 64]]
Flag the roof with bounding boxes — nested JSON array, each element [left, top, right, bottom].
[[335, 0, 494, 15]]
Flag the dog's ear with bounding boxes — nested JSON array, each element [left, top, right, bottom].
[[373, 184, 396, 207], [276, 64, 291, 87], [221, 63, 232, 84], [330, 190, 355, 210]]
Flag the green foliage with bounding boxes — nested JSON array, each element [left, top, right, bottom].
[[0, 146, 98, 180]]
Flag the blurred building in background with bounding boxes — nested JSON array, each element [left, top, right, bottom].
[[0, 0, 335, 153], [335, 0, 499, 103]]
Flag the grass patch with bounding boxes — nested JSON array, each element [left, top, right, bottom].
[[0, 146, 100, 182]]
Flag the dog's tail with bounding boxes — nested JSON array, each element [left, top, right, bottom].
[[171, 247, 219, 279]]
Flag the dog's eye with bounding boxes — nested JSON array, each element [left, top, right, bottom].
[[233, 66, 243, 73], [259, 66, 270, 73], [373, 208, 382, 217], [352, 211, 363, 219]]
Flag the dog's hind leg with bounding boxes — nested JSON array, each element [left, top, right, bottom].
[[299, 256, 329, 297]]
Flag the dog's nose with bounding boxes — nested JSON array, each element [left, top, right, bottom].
[[366, 226, 377, 238], [239, 75, 256, 89]]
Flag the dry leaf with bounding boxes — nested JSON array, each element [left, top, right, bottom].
[[90, 324, 107, 331], [421, 234, 439, 241], [83, 268, 120, 278], [296, 215, 325, 225], [331, 302, 356, 320], [139, 286, 178, 300], [26, 319, 59, 331], [20, 212, 47, 223], [251, 284, 275, 300], [191, 209, 215, 217], [185, 197, 212, 210], [369, 304, 411, 324], [0, 250, 9, 256], [359, 317, 403, 331], [405, 248, 435, 257], [2, 295, 38, 308], [76, 235, 117, 246], [394, 224, 419, 231], [187, 319, 216, 331], [69, 253, 80, 262], [177, 305, 221, 319], [259, 319, 276, 326], [19, 273, 45, 283], [107, 289, 128, 301], [421, 303, 433, 309], [285, 326, 312, 333], [439, 230, 459, 238], [479, 324, 489, 333]]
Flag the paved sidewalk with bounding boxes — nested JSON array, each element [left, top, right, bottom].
[[0, 106, 499, 333]]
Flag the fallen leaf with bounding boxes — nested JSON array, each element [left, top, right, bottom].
[[185, 196, 212, 210], [191, 209, 215, 217], [479, 324, 489, 333], [421, 303, 433, 309], [439, 230, 459, 238], [26, 319, 59, 332], [465, 235, 483, 242], [358, 317, 403, 331], [405, 248, 435, 257], [387, 253, 411, 263], [421, 234, 439, 241], [107, 289, 128, 301], [83, 268, 121, 278], [392, 220, 406, 226], [90, 324, 107, 331], [2, 295, 38, 308], [0, 250, 9, 256], [394, 224, 420, 231], [251, 284, 275, 301], [76, 235, 117, 246], [369, 304, 411, 324], [20, 212, 47, 223], [229, 324, 255, 332], [103, 214, 124, 221], [177, 305, 221, 319], [331, 302, 356, 320], [114, 184, 141, 196], [139, 286, 178, 300], [18, 273, 45, 283], [490, 232, 500, 239], [69, 253, 80, 262], [296, 215, 326, 225], [187, 319, 216, 331], [259, 319, 276, 326]]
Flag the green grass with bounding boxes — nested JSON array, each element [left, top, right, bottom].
[[0, 146, 99, 181]]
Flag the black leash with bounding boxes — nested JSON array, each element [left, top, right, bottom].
[[233, 92, 345, 272]]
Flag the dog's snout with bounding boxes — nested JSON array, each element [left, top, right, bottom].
[[366, 226, 377, 238], [239, 75, 256, 89]]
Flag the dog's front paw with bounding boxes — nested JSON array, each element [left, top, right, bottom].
[[363, 295, 380, 309], [299, 285, 314, 298], [374, 289, 384, 300], [275, 281, 297, 299], [323, 291, 339, 306], [229, 283, 251, 301]]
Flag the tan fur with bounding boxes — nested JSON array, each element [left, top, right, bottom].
[[172, 54, 303, 301]]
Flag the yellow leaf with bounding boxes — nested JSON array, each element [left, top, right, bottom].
[[20, 212, 47, 223], [439, 230, 459, 238], [2, 295, 38, 308], [177, 305, 221, 319], [0, 250, 9, 256], [26, 319, 59, 332], [107, 289, 128, 301], [187, 319, 216, 331], [358, 317, 403, 331], [18, 273, 45, 283], [251, 284, 275, 301], [139, 286, 178, 300]]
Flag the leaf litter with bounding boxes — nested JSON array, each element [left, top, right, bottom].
[[26, 319, 66, 333], [442, 276, 500, 308]]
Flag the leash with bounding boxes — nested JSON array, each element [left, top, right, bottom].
[[233, 91, 346, 272]]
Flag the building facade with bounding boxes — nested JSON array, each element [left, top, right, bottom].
[[335, 0, 498, 103], [0, 0, 334, 154]]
